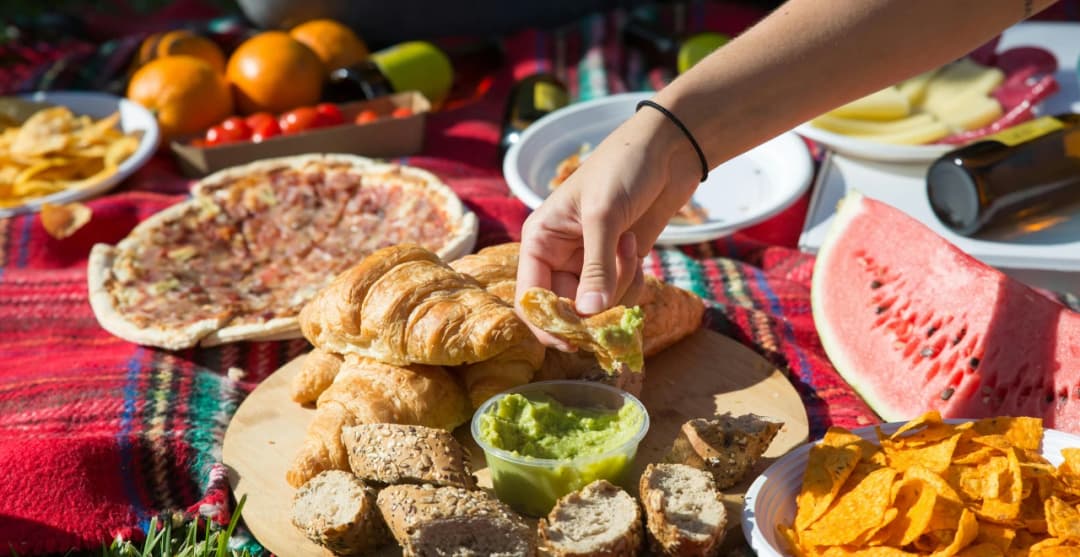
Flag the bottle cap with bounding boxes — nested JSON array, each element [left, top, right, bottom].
[[927, 159, 982, 235], [372, 41, 454, 109]]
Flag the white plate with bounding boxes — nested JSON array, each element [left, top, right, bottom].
[[794, 122, 955, 163], [742, 420, 1080, 557], [503, 92, 813, 245], [1, 91, 160, 218]]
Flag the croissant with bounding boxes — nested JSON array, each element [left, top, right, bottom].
[[448, 242, 519, 304], [286, 354, 470, 488], [289, 347, 343, 405], [639, 275, 706, 357], [298, 244, 530, 367], [518, 287, 644, 374], [446, 243, 539, 405]]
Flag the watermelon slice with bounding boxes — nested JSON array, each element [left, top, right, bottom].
[[811, 192, 1080, 431]]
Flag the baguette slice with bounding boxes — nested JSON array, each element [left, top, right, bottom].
[[376, 484, 536, 556], [665, 413, 783, 489], [639, 463, 727, 557], [342, 423, 475, 489], [291, 470, 390, 556], [538, 480, 643, 557]]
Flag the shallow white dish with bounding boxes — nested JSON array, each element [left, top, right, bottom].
[[503, 92, 813, 245], [742, 420, 1080, 557], [1, 91, 160, 218], [794, 122, 955, 163]]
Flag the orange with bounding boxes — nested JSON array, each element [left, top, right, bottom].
[[289, 19, 369, 74], [127, 55, 234, 140], [226, 31, 325, 115], [135, 30, 226, 74]]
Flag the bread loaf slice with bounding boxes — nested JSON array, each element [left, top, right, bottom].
[[376, 484, 536, 556], [290, 470, 390, 555], [639, 463, 727, 556], [537, 479, 643, 557], [342, 423, 475, 489], [665, 412, 783, 489]]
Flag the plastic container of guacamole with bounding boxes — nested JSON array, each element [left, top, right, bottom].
[[471, 380, 649, 517]]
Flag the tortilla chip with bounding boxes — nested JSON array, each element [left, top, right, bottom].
[[795, 442, 863, 530], [801, 467, 898, 547]]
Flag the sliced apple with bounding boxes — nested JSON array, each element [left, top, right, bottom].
[[828, 86, 910, 121]]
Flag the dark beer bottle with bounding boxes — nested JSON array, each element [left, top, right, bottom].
[[497, 73, 570, 161], [926, 114, 1080, 236]]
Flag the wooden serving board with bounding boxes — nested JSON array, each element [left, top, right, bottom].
[[223, 329, 809, 556]]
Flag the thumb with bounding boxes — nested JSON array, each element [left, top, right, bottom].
[[576, 219, 629, 315]]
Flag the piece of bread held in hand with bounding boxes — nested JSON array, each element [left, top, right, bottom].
[[342, 423, 474, 489], [291, 470, 390, 556], [639, 463, 727, 557], [377, 484, 537, 556], [290, 347, 343, 405], [299, 244, 530, 367], [286, 354, 469, 488], [537, 479, 643, 557], [518, 287, 644, 374], [666, 413, 784, 490]]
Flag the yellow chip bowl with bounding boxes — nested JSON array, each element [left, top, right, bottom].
[[744, 414, 1080, 557]]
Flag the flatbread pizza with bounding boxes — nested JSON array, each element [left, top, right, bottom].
[[88, 154, 478, 350]]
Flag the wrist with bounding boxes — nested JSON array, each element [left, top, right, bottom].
[[631, 99, 706, 190]]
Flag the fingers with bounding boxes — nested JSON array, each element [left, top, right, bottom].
[[515, 227, 575, 352], [612, 231, 640, 305], [617, 261, 646, 307], [576, 201, 628, 315]]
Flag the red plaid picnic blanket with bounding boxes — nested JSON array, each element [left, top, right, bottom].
[[3, 0, 1077, 552]]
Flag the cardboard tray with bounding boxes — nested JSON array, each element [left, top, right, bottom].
[[170, 91, 430, 177]]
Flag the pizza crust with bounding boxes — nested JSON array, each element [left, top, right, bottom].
[[88, 154, 479, 350]]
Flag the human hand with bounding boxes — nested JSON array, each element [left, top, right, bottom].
[[514, 103, 702, 350]]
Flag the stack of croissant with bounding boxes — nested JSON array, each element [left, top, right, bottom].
[[285, 242, 706, 488]]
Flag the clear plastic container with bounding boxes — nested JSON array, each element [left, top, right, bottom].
[[470, 380, 649, 517]]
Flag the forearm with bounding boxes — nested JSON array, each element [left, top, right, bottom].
[[653, 0, 1056, 168]]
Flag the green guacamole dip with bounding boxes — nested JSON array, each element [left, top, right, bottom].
[[475, 392, 647, 516], [597, 306, 645, 372]]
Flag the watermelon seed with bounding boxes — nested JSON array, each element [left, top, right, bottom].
[[1075, 387, 1080, 399], [921, 347, 936, 358], [941, 387, 955, 401], [969, 357, 980, 369], [870, 280, 882, 289], [1046, 392, 1055, 404], [952, 328, 967, 346], [876, 305, 889, 314], [926, 326, 938, 338]]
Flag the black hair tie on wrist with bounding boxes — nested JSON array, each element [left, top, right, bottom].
[[636, 99, 709, 183]]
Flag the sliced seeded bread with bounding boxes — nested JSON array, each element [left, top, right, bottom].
[[290, 470, 390, 556], [665, 413, 783, 489], [342, 423, 475, 489], [639, 463, 727, 557], [537, 479, 643, 557], [376, 484, 536, 556]]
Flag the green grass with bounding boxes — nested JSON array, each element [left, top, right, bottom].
[[96, 495, 253, 557]]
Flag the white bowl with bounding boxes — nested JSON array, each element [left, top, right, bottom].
[[2, 91, 160, 217], [742, 420, 1080, 556], [503, 92, 813, 245]]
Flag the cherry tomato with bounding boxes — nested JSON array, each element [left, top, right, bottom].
[[314, 103, 344, 127], [354, 109, 379, 124], [245, 112, 276, 131], [205, 125, 228, 145], [391, 106, 414, 118], [220, 116, 252, 140], [251, 118, 282, 142], [279, 107, 320, 134]]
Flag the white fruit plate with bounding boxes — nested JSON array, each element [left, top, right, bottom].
[[742, 419, 1080, 557], [503, 92, 813, 246], [1, 91, 160, 218]]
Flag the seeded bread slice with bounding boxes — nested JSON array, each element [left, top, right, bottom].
[[537, 479, 643, 557], [342, 423, 475, 489], [665, 413, 783, 489], [291, 470, 390, 555], [376, 484, 537, 556], [639, 463, 727, 557]]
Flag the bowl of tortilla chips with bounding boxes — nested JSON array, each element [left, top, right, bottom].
[[0, 91, 158, 217], [743, 412, 1080, 556]]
